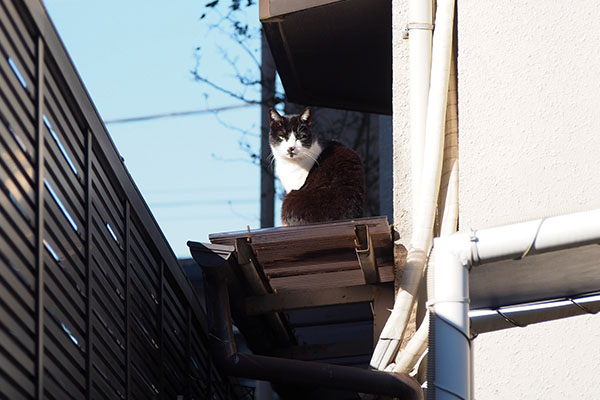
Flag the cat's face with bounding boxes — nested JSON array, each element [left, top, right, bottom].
[[269, 107, 314, 160]]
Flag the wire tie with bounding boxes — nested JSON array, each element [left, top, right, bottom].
[[496, 309, 526, 328], [469, 229, 480, 268], [403, 22, 434, 39], [430, 381, 467, 400], [407, 22, 435, 31], [518, 218, 546, 260], [427, 297, 470, 308], [569, 297, 598, 315]]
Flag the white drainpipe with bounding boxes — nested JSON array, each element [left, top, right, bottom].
[[371, 0, 434, 370], [409, 0, 433, 213], [375, 0, 457, 373], [430, 208, 600, 399]]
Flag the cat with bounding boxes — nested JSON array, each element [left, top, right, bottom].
[[268, 107, 366, 226]]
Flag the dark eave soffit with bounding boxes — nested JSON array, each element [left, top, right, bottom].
[[260, 0, 392, 115]]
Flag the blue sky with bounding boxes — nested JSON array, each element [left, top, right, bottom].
[[43, 1, 266, 257]]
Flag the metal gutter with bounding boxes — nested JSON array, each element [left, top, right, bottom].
[[430, 208, 600, 399], [260, 0, 343, 21]]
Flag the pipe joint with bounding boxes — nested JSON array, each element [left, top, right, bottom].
[[403, 22, 435, 39]]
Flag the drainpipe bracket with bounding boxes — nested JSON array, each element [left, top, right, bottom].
[[403, 22, 435, 39]]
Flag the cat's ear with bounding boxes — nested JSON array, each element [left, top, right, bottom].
[[300, 107, 312, 123], [269, 108, 282, 124]]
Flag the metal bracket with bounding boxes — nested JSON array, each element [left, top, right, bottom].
[[403, 22, 435, 39], [354, 224, 380, 284]]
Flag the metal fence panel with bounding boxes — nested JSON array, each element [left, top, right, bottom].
[[0, 1, 243, 399]]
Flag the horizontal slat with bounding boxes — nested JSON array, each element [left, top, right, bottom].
[[270, 265, 395, 291], [91, 210, 125, 284], [91, 151, 124, 230], [91, 201, 124, 266], [0, 184, 35, 249], [90, 329, 126, 396], [43, 268, 86, 344], [0, 374, 34, 400], [0, 123, 35, 199], [0, 0, 35, 74], [43, 136, 85, 222], [129, 267, 158, 319], [245, 284, 380, 315], [43, 332, 85, 399], [210, 216, 391, 247], [44, 195, 85, 264], [129, 346, 159, 396], [0, 212, 35, 287], [0, 327, 35, 397], [129, 251, 158, 303], [130, 362, 159, 400], [43, 366, 81, 400], [43, 73, 85, 167], [0, 94, 35, 151], [0, 271, 36, 337], [44, 310, 86, 369], [0, 54, 35, 119], [91, 266, 125, 337], [42, 224, 85, 289], [90, 364, 117, 400]]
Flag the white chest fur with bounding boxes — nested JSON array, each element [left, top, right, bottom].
[[272, 139, 323, 193]]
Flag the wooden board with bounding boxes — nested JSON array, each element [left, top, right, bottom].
[[210, 216, 395, 290]]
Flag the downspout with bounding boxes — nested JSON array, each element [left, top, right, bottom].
[[199, 249, 424, 400], [371, 0, 433, 370], [429, 208, 600, 399], [428, 235, 471, 400], [373, 0, 456, 372], [409, 0, 433, 214]]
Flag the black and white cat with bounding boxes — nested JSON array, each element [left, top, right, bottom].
[[269, 107, 366, 226]]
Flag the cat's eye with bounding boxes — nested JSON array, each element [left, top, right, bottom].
[[279, 135, 286, 140]]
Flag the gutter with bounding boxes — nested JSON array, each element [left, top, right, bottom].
[[189, 241, 423, 399], [429, 208, 600, 399]]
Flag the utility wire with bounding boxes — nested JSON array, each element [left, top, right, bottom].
[[104, 103, 256, 124]]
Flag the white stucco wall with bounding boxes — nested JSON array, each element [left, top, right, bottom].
[[456, 1, 600, 398], [392, 0, 411, 242]]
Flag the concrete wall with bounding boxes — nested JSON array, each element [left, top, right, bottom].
[[392, 0, 411, 243], [392, 0, 600, 397], [456, 1, 600, 398]]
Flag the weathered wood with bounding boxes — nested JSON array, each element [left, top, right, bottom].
[[265, 259, 361, 278], [245, 285, 383, 315], [269, 266, 395, 291], [271, 339, 374, 361], [204, 216, 400, 368], [235, 237, 272, 294], [234, 238, 292, 344], [372, 285, 395, 347], [211, 217, 393, 270]]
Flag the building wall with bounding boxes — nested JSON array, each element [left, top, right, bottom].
[[392, 0, 412, 242], [392, 0, 600, 398], [456, 1, 600, 398]]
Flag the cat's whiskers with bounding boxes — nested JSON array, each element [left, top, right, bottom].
[[304, 152, 320, 167], [266, 153, 276, 170]]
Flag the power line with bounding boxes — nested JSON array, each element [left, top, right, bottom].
[[104, 103, 256, 124]]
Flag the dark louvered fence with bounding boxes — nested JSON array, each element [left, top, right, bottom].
[[0, 1, 242, 399]]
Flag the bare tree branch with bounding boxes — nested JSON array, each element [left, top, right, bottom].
[[191, 68, 261, 104]]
